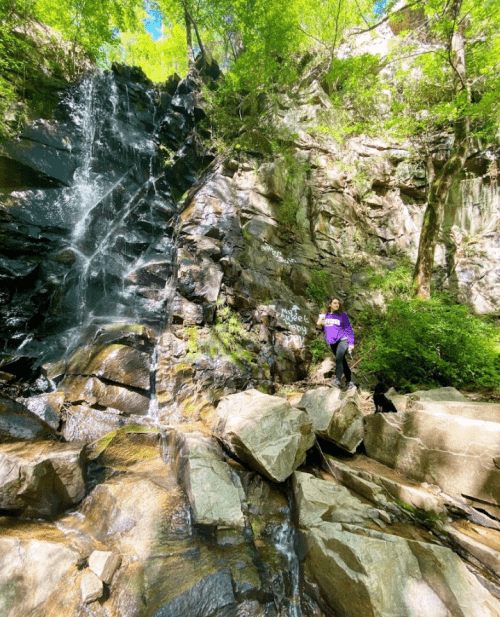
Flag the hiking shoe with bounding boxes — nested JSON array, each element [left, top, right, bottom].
[[332, 378, 341, 388], [346, 381, 356, 390]]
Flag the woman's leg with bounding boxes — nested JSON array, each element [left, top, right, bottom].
[[336, 338, 351, 383], [330, 340, 348, 382], [341, 342, 352, 383]]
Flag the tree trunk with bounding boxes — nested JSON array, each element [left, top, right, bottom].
[[413, 116, 469, 298], [413, 0, 469, 298], [182, 1, 206, 68], [185, 10, 195, 65]]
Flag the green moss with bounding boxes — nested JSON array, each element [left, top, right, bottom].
[[185, 327, 199, 355], [89, 423, 158, 460], [306, 269, 332, 307], [394, 498, 444, 524]]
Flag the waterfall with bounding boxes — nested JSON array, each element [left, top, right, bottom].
[[4, 66, 203, 369], [274, 521, 302, 617]]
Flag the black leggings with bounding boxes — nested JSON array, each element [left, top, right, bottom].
[[330, 338, 351, 383]]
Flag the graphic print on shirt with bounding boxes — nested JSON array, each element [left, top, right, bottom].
[[325, 318, 341, 327], [321, 312, 355, 345]]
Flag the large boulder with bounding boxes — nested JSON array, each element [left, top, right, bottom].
[[0, 533, 82, 617], [63, 375, 150, 416], [66, 344, 151, 390], [306, 521, 500, 617], [293, 471, 384, 528], [172, 430, 245, 529], [212, 389, 315, 483], [62, 404, 134, 442], [0, 395, 58, 442], [297, 386, 363, 452], [364, 401, 500, 507], [409, 387, 467, 402], [0, 441, 87, 518], [22, 391, 65, 430]]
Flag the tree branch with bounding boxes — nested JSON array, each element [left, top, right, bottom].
[[353, 0, 370, 26], [331, 0, 343, 56], [350, 0, 425, 36], [181, 0, 205, 60], [297, 25, 330, 49]]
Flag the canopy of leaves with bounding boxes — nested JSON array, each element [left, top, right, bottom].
[[341, 0, 500, 143], [0, 1, 28, 136], [107, 22, 188, 81], [34, 0, 143, 61]]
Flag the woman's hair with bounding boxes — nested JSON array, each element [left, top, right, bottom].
[[325, 296, 344, 314]]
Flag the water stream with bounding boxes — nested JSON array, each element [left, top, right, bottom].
[[274, 521, 302, 617], [8, 68, 190, 365]]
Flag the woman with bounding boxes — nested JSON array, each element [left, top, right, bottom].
[[316, 297, 355, 389]]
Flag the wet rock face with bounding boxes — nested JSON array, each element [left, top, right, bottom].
[[8, 442, 312, 617], [0, 394, 58, 442], [3, 388, 500, 617], [0, 64, 210, 366], [0, 441, 86, 518], [0, 531, 82, 617]]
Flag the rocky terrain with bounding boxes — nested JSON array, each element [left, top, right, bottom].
[[0, 21, 499, 617]]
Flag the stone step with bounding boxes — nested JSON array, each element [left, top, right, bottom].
[[412, 400, 500, 423]]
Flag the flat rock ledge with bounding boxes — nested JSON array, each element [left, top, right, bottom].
[[295, 471, 500, 617], [364, 401, 500, 508], [307, 521, 500, 617]]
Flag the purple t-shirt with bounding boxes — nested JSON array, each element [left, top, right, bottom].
[[321, 312, 355, 345]]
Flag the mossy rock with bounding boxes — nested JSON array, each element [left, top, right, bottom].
[[89, 424, 160, 469]]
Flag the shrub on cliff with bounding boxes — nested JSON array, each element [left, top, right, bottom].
[[358, 296, 500, 389]]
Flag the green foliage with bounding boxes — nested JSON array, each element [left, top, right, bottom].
[[388, 0, 500, 141], [308, 337, 330, 364], [185, 326, 199, 355], [211, 301, 255, 361], [275, 149, 310, 228], [357, 295, 500, 388], [0, 1, 32, 138], [106, 23, 188, 81], [366, 262, 414, 301], [35, 0, 143, 62], [306, 269, 332, 307], [393, 498, 444, 524], [184, 300, 260, 369], [327, 54, 386, 136], [296, 0, 375, 53]]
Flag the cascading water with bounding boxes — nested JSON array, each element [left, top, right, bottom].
[[2, 66, 206, 371], [274, 521, 302, 617]]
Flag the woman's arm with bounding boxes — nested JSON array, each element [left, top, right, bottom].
[[341, 313, 355, 345], [316, 313, 326, 329]]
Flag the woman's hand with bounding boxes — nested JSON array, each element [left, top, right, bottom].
[[348, 345, 354, 354]]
